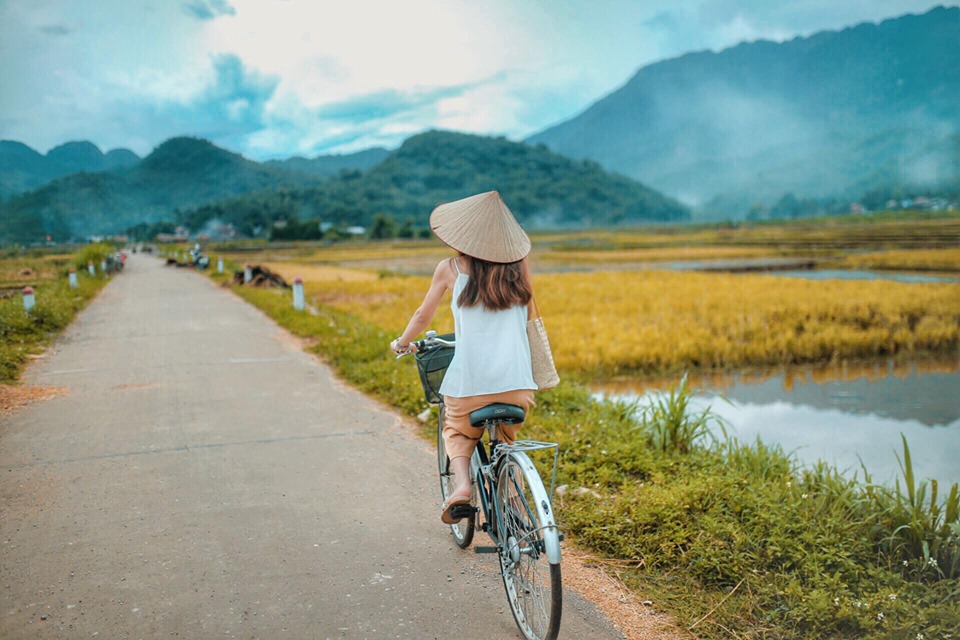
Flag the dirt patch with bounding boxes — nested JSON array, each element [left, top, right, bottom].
[[0, 384, 68, 418], [562, 548, 691, 640], [273, 329, 319, 353]]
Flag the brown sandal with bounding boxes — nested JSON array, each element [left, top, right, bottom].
[[441, 494, 472, 524]]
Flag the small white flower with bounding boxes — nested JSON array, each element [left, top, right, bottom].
[[855, 601, 862, 608], [927, 557, 938, 567], [786, 481, 792, 487], [801, 493, 809, 499], [833, 597, 840, 605], [888, 594, 897, 601], [916, 634, 923, 640], [877, 612, 884, 621], [902, 560, 909, 566]]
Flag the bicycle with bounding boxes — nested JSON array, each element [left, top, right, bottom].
[[400, 330, 563, 640]]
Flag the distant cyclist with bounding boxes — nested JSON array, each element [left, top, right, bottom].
[[390, 191, 538, 524]]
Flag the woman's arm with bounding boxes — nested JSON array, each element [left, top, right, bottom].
[[391, 259, 455, 353]]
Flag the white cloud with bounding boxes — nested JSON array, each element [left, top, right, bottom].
[[0, 0, 952, 159]]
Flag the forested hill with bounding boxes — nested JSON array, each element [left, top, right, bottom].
[[265, 147, 390, 177], [527, 6, 960, 214], [0, 140, 140, 201], [0, 137, 310, 242], [1, 131, 687, 243], [176, 130, 689, 237]]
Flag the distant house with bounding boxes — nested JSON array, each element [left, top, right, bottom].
[[345, 226, 366, 236]]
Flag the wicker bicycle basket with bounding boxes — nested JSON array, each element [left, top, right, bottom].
[[414, 334, 455, 404]]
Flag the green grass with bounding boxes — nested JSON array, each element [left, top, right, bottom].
[[0, 249, 111, 382], [216, 275, 960, 640]]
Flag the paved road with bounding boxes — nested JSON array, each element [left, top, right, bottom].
[[0, 255, 621, 640]]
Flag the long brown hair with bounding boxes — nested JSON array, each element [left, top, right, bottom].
[[457, 255, 532, 311]]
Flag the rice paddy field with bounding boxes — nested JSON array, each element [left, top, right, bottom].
[[206, 213, 960, 639], [214, 213, 960, 381]]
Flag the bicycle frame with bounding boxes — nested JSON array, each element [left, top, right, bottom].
[[469, 423, 562, 565]]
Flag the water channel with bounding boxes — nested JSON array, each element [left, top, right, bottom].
[[598, 357, 960, 487]]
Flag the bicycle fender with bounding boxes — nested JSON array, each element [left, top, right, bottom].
[[512, 452, 562, 565]]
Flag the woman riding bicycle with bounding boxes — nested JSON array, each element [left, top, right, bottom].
[[390, 191, 538, 524]]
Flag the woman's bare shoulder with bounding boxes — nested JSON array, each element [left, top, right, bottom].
[[432, 257, 457, 286]]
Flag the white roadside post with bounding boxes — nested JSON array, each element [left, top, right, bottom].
[[68, 268, 78, 288], [293, 277, 305, 311], [100, 259, 107, 275], [88, 261, 96, 277], [243, 264, 253, 284], [217, 257, 224, 274], [22, 286, 35, 313]]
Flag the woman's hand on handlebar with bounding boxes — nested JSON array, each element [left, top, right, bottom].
[[390, 338, 418, 356]]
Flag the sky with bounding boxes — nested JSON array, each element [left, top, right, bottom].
[[0, 0, 952, 161]]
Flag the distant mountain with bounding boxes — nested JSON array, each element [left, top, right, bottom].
[[266, 147, 390, 177], [177, 130, 689, 237], [528, 6, 960, 215], [0, 137, 311, 242], [0, 140, 140, 201]]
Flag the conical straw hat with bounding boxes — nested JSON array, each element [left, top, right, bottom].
[[429, 191, 531, 263]]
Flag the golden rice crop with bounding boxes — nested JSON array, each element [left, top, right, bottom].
[[836, 248, 960, 272], [304, 268, 960, 377], [260, 262, 377, 283], [537, 245, 776, 264]]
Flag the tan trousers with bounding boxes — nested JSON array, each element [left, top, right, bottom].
[[442, 389, 536, 460]]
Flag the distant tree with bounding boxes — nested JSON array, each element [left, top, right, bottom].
[[397, 217, 415, 239], [746, 204, 768, 221], [369, 213, 397, 239], [771, 193, 801, 219]]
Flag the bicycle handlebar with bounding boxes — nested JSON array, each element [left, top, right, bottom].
[[395, 331, 455, 359]]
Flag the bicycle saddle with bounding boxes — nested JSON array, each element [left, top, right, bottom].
[[469, 403, 526, 427]]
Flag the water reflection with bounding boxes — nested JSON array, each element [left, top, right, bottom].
[[598, 358, 960, 486], [768, 269, 960, 284]]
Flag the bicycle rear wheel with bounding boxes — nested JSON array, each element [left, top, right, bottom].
[[495, 452, 562, 640], [437, 406, 474, 548]]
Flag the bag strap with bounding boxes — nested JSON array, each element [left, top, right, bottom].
[[527, 293, 541, 321]]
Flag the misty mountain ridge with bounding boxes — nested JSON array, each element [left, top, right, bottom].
[[528, 5, 960, 215], [0, 139, 140, 201]]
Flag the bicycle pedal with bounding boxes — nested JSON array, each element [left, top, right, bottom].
[[450, 504, 476, 520], [473, 546, 498, 554]]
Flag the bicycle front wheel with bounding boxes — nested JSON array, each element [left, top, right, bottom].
[[495, 451, 562, 640], [437, 406, 474, 548]]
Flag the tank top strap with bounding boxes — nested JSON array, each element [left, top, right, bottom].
[[451, 256, 462, 275]]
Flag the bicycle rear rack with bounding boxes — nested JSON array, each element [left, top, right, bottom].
[[495, 440, 560, 504]]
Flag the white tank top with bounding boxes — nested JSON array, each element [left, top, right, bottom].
[[439, 260, 537, 398]]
